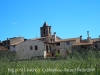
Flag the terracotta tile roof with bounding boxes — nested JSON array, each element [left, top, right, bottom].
[[55, 38, 77, 42], [72, 42, 93, 46], [93, 41, 100, 43], [32, 36, 52, 40], [63, 38, 78, 40], [0, 46, 9, 51], [92, 40, 100, 42], [32, 35, 62, 40], [32, 36, 78, 43], [91, 38, 100, 42], [44, 42, 55, 44]]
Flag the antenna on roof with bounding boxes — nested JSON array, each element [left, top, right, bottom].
[[36, 34, 37, 38]]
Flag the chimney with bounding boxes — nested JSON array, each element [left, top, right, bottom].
[[87, 31, 89, 38], [87, 31, 90, 42], [80, 35, 82, 43], [7, 38, 9, 40], [54, 32, 56, 42]]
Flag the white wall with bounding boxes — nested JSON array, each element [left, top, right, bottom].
[[10, 46, 16, 51], [76, 38, 80, 43], [15, 40, 45, 59], [55, 40, 76, 53], [55, 42, 64, 49]]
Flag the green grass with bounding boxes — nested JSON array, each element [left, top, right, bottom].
[[0, 50, 100, 75]]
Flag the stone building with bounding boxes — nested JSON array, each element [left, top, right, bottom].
[[1, 38, 10, 49], [0, 22, 100, 59], [40, 22, 52, 37], [0, 37, 26, 50]]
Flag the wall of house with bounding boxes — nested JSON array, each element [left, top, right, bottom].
[[10, 46, 16, 51], [93, 42, 100, 49], [55, 40, 76, 53], [10, 37, 24, 45], [54, 48, 66, 57], [65, 41, 76, 52], [2, 40, 10, 49], [15, 40, 45, 59], [44, 43, 55, 52], [97, 43, 100, 48], [55, 42, 65, 49], [89, 38, 92, 42], [76, 38, 80, 43], [72, 46, 81, 53], [52, 40, 76, 57]]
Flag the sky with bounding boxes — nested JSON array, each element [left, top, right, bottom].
[[0, 0, 100, 41]]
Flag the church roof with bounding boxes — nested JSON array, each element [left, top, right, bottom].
[[43, 22, 48, 26], [72, 42, 93, 46]]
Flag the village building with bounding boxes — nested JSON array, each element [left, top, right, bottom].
[[0, 22, 100, 59], [14, 22, 100, 59], [0, 37, 25, 51]]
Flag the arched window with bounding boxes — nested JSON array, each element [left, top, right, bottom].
[[46, 45, 48, 52], [35, 45, 38, 50], [49, 27, 50, 33], [44, 28, 45, 34], [51, 38, 52, 42], [30, 46, 33, 50], [49, 46, 51, 52]]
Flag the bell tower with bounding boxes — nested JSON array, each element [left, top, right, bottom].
[[40, 22, 52, 37]]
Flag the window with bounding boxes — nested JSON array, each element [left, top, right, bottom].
[[8, 46, 9, 49], [95, 44, 98, 48], [56, 43, 60, 46], [13, 45, 15, 47], [49, 46, 51, 52], [8, 41, 10, 44], [58, 50, 60, 54], [66, 41, 70, 45], [0, 43, 2, 46], [30, 46, 33, 50], [49, 27, 50, 33], [51, 38, 52, 42], [73, 47, 75, 49], [46, 45, 48, 52], [44, 28, 45, 34], [35, 45, 38, 50]]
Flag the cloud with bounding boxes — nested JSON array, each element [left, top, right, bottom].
[[13, 23, 17, 24]]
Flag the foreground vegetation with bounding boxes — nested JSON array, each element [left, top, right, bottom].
[[0, 50, 100, 75]]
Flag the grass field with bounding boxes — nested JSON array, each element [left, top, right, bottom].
[[0, 50, 100, 75]]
